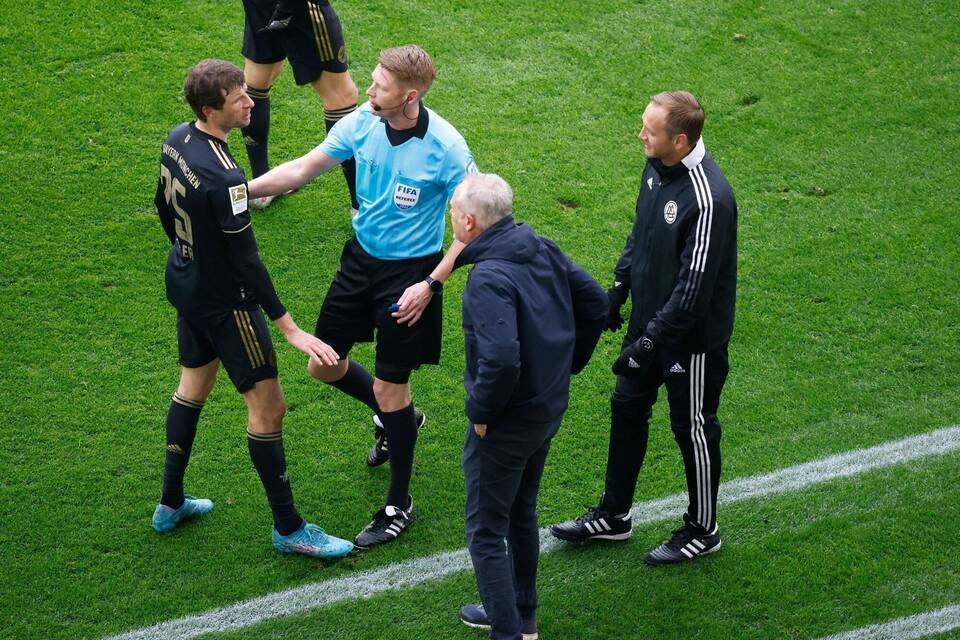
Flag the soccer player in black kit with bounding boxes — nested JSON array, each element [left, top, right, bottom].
[[151, 58, 352, 559], [552, 91, 738, 565]]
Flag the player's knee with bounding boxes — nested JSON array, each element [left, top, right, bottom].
[[316, 74, 358, 109], [372, 379, 408, 412], [308, 358, 346, 382], [252, 400, 285, 433]]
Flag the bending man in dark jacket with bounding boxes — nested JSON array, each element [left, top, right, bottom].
[[450, 173, 607, 640], [551, 90, 737, 565]]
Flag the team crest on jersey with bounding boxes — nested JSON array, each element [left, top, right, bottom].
[[663, 200, 678, 224], [394, 182, 421, 210], [229, 184, 248, 215]]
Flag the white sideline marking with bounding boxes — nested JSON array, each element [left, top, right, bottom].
[[816, 604, 960, 639], [107, 425, 960, 640]]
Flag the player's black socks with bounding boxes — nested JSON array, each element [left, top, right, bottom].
[[328, 359, 379, 415], [160, 393, 204, 509], [242, 85, 272, 178], [247, 430, 303, 536], [379, 404, 417, 507], [324, 104, 359, 210]]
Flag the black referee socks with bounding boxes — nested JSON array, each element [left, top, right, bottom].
[[328, 358, 380, 415], [379, 404, 418, 508]]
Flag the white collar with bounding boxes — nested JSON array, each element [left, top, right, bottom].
[[681, 137, 706, 169]]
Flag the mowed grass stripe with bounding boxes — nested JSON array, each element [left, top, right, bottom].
[[816, 604, 960, 640], [106, 425, 960, 640]]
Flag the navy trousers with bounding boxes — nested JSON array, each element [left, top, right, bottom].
[[463, 416, 560, 640]]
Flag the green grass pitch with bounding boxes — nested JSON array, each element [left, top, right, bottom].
[[1, 1, 958, 639]]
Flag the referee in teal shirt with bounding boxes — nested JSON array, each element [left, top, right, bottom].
[[249, 44, 476, 549]]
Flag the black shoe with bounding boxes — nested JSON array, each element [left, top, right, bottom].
[[644, 522, 721, 565], [550, 503, 632, 542], [354, 498, 414, 549], [459, 604, 538, 640], [366, 407, 426, 467]]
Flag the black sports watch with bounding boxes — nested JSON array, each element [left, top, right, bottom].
[[424, 275, 443, 294]]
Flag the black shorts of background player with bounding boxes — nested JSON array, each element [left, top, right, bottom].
[[240, 0, 359, 211], [151, 58, 352, 559]]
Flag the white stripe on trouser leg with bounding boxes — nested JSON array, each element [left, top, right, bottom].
[[698, 352, 713, 529], [689, 353, 711, 529], [688, 354, 704, 527]]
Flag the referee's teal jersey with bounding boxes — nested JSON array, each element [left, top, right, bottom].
[[320, 102, 476, 260]]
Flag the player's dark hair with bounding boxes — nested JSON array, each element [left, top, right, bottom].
[[650, 91, 705, 147], [378, 45, 436, 96], [184, 59, 245, 121]]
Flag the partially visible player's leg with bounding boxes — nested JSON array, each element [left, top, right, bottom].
[[242, 59, 284, 183], [313, 70, 359, 211], [289, 1, 359, 211], [241, 0, 286, 187]]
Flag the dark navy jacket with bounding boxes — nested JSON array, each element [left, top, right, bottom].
[[454, 216, 607, 426], [614, 138, 737, 352]]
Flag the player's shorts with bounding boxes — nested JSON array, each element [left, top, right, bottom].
[[315, 237, 443, 384], [242, 0, 349, 86], [177, 308, 278, 393]]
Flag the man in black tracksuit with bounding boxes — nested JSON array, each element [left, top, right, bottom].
[[451, 174, 607, 639], [551, 90, 738, 565]]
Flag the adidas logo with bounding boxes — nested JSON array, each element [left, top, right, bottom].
[[628, 357, 642, 368], [669, 363, 686, 374], [166, 444, 184, 455]]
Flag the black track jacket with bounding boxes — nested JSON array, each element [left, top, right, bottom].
[[614, 138, 737, 353]]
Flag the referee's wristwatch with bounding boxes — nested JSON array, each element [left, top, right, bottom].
[[424, 275, 443, 294]]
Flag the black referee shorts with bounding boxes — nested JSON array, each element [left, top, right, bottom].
[[315, 238, 443, 384], [241, 0, 349, 86], [177, 309, 278, 393]]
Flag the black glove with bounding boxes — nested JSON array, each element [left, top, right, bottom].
[[606, 281, 628, 332], [260, 0, 297, 32], [612, 335, 655, 377]]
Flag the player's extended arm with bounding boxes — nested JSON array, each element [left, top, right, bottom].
[[247, 147, 342, 198]]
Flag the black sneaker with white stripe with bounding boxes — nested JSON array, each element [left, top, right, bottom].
[[367, 407, 427, 467], [354, 499, 414, 549], [549, 505, 632, 542], [644, 522, 721, 565]]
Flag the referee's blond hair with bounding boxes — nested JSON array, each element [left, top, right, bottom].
[[378, 45, 436, 96]]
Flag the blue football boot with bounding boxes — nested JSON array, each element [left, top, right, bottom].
[[152, 496, 214, 533], [272, 522, 354, 559]]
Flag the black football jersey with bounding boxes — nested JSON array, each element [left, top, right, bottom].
[[155, 122, 259, 321]]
